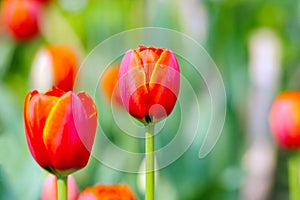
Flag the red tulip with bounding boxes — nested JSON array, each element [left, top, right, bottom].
[[78, 184, 137, 200], [118, 45, 180, 124], [31, 45, 78, 92], [2, 0, 42, 41], [24, 87, 97, 176], [101, 65, 123, 106], [41, 174, 78, 200], [269, 91, 300, 149]]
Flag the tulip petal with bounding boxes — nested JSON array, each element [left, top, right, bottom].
[[138, 45, 163, 56], [150, 49, 180, 94], [138, 48, 160, 82], [43, 92, 90, 171], [147, 49, 180, 119], [149, 84, 178, 119], [78, 184, 137, 200], [119, 50, 147, 110], [77, 92, 98, 150], [24, 90, 39, 139], [128, 87, 149, 120], [48, 46, 77, 91], [44, 87, 66, 97], [24, 90, 58, 168]]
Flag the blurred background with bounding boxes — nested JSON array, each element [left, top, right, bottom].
[[0, 0, 299, 199]]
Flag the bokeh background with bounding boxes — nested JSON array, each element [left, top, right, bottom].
[[0, 0, 299, 199]]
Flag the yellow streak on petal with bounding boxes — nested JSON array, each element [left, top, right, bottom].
[[149, 50, 170, 89], [88, 111, 97, 119], [42, 93, 70, 150]]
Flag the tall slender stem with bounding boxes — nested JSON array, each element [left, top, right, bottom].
[[57, 175, 68, 200], [288, 154, 300, 200], [145, 124, 155, 200]]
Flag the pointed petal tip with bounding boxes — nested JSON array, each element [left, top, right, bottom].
[[44, 86, 66, 97]]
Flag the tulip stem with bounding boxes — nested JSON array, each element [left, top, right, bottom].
[[145, 124, 155, 200], [288, 153, 300, 200], [57, 175, 68, 200]]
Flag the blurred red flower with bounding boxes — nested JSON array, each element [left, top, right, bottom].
[[78, 184, 137, 200], [31, 45, 78, 92], [269, 91, 300, 149], [2, 0, 42, 41], [41, 174, 78, 200], [101, 65, 123, 106]]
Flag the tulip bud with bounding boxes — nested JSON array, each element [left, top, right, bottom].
[[269, 91, 300, 149], [101, 65, 123, 106], [31, 45, 78, 92], [2, 0, 42, 41], [41, 174, 78, 200], [23, 87, 98, 176], [118, 45, 180, 124], [78, 184, 137, 200]]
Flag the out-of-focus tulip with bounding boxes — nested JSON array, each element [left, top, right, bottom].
[[2, 0, 41, 41], [41, 174, 78, 200], [118, 45, 180, 124], [0, 10, 5, 39], [31, 45, 78, 92], [78, 184, 137, 200], [269, 91, 300, 149], [101, 65, 123, 106], [23, 87, 98, 176]]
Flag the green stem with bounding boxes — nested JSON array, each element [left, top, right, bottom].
[[288, 154, 300, 200], [145, 124, 155, 200], [57, 175, 68, 200]]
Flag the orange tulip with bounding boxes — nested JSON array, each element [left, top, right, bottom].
[[31, 45, 78, 92], [78, 184, 137, 200], [101, 65, 123, 106], [41, 174, 78, 200], [2, 0, 42, 41], [24, 87, 97, 176], [269, 91, 300, 149], [118, 45, 180, 124]]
